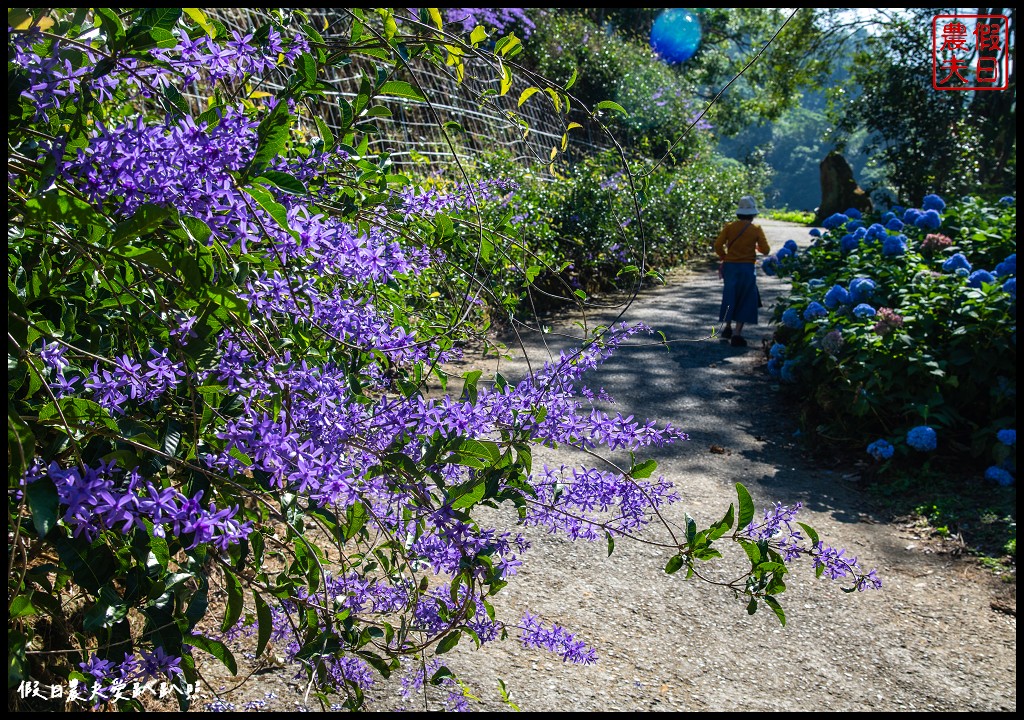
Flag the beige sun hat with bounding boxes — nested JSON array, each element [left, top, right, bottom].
[[736, 196, 759, 216]]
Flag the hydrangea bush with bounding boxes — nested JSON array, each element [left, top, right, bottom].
[[8, 8, 877, 712], [764, 195, 1016, 486]]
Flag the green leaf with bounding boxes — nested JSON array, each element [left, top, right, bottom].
[[738, 539, 761, 565], [631, 458, 657, 479], [39, 397, 120, 433], [253, 591, 273, 659], [448, 476, 486, 509], [139, 7, 182, 30], [606, 531, 615, 557], [111, 203, 174, 245], [518, 87, 540, 107], [314, 116, 335, 152], [182, 8, 217, 37], [114, 246, 175, 275], [455, 438, 501, 464], [595, 100, 628, 115], [378, 80, 426, 102], [186, 633, 237, 675], [664, 554, 685, 574], [469, 26, 488, 45], [460, 369, 483, 404], [25, 478, 59, 539], [95, 8, 126, 43], [9, 593, 37, 619], [764, 596, 786, 626], [241, 183, 292, 234], [797, 522, 819, 546], [736, 482, 755, 530], [256, 171, 307, 196], [565, 67, 578, 90], [83, 584, 128, 631], [435, 631, 461, 654], [23, 192, 102, 228], [220, 567, 244, 633], [246, 101, 292, 178], [8, 406, 35, 486], [344, 502, 368, 541], [707, 504, 735, 542], [179, 215, 212, 245], [203, 287, 249, 317]]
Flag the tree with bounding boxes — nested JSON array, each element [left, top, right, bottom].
[[830, 7, 1016, 203], [7, 8, 879, 711]]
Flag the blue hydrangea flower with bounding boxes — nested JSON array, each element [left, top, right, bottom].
[[1003, 277, 1016, 297], [866, 439, 895, 461], [942, 253, 972, 273], [884, 217, 904, 231], [891, 206, 905, 215], [822, 213, 849, 230], [783, 239, 798, 253], [781, 307, 803, 329], [914, 209, 942, 230], [844, 208, 863, 219], [954, 267, 970, 278], [999, 195, 1015, 205], [881, 211, 896, 223], [984, 466, 1014, 486], [882, 236, 907, 257], [994, 253, 1016, 277], [902, 208, 923, 225], [769, 342, 786, 359], [847, 219, 864, 231], [997, 429, 1016, 446], [853, 303, 876, 318], [803, 301, 828, 320], [780, 360, 799, 383], [968, 270, 996, 288], [760, 256, 778, 276], [840, 234, 860, 253], [906, 425, 937, 452], [776, 246, 794, 260], [921, 194, 946, 212], [766, 357, 782, 378], [865, 223, 887, 241], [824, 284, 850, 309], [849, 277, 876, 302], [809, 228, 821, 237]]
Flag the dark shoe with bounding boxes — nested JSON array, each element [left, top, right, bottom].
[[730, 335, 748, 347], [722, 326, 733, 339]]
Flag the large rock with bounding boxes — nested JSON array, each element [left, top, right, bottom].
[[815, 151, 872, 222]]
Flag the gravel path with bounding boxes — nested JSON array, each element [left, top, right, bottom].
[[198, 220, 1016, 712]]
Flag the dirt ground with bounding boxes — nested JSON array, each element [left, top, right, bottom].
[[194, 220, 1016, 712]]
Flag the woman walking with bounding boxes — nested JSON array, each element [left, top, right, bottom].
[[714, 195, 771, 347]]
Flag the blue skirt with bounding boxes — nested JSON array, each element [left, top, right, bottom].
[[719, 263, 760, 324]]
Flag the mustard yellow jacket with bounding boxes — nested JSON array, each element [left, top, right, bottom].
[[714, 220, 771, 263]]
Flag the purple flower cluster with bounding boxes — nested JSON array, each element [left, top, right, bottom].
[[76, 648, 183, 705], [743, 502, 882, 591], [31, 459, 252, 548], [82, 349, 186, 414], [446, 8, 537, 37], [873, 307, 903, 336], [519, 611, 597, 664]]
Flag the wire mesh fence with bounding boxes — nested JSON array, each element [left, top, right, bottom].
[[204, 8, 611, 176]]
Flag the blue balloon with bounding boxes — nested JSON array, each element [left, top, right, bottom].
[[650, 9, 702, 64]]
